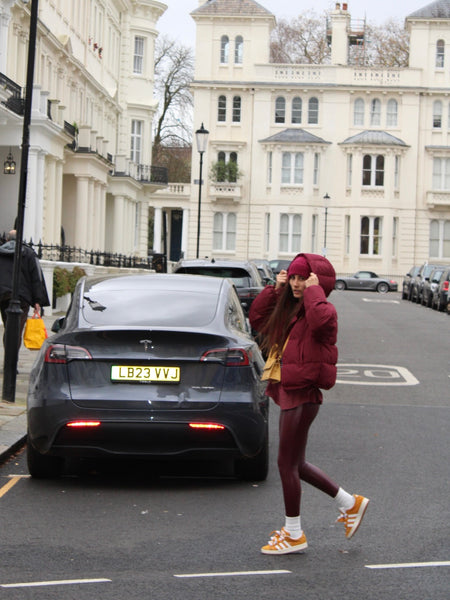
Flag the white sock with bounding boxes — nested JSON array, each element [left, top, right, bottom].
[[284, 515, 302, 539], [334, 487, 355, 512]]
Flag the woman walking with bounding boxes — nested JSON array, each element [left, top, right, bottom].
[[249, 253, 369, 555]]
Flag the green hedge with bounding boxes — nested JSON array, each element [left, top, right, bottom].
[[53, 266, 87, 298]]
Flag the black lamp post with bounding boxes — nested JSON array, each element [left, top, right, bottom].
[[195, 123, 209, 259], [2, 0, 39, 402], [323, 193, 330, 257]]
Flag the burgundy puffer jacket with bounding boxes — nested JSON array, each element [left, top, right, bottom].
[[249, 253, 338, 406]]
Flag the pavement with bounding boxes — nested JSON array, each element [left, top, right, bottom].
[[0, 312, 60, 462]]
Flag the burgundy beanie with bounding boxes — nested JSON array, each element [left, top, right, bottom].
[[287, 256, 310, 279]]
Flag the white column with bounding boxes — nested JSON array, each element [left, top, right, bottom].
[[87, 178, 95, 250], [0, 3, 14, 73], [45, 157, 56, 243], [75, 177, 89, 248], [98, 184, 106, 251], [153, 207, 162, 253], [113, 195, 125, 253], [181, 208, 189, 258], [23, 147, 38, 242], [53, 160, 63, 244]]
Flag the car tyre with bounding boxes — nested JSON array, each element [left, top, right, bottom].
[[27, 441, 64, 478], [235, 428, 268, 482], [335, 280, 346, 291], [377, 282, 389, 294]]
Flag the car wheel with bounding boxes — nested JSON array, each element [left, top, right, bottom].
[[235, 428, 268, 482], [437, 296, 444, 312], [377, 282, 389, 294], [27, 441, 64, 478], [335, 280, 346, 291]]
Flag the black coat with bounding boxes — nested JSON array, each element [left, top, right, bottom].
[[0, 241, 50, 307]]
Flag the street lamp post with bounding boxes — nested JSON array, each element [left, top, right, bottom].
[[2, 0, 39, 402], [195, 123, 209, 259], [322, 193, 330, 257]]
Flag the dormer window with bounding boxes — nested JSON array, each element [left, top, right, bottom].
[[235, 36, 243, 64], [220, 35, 229, 63], [436, 39, 445, 68]]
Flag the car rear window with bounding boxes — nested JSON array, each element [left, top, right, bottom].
[[178, 267, 252, 288], [80, 289, 219, 327]]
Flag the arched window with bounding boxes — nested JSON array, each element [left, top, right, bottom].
[[218, 95, 226, 122], [436, 39, 445, 68], [308, 97, 319, 124], [235, 35, 243, 64], [292, 97, 302, 124], [232, 96, 241, 122], [354, 98, 364, 126], [386, 99, 398, 127], [370, 98, 381, 126], [433, 100, 442, 128], [220, 35, 229, 63], [275, 96, 286, 123]]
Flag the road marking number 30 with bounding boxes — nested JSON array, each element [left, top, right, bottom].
[[336, 364, 419, 386]]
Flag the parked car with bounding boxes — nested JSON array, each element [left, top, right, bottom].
[[402, 266, 420, 300], [173, 258, 264, 314], [334, 271, 398, 293], [27, 273, 269, 480], [268, 259, 291, 275], [410, 263, 441, 303], [421, 266, 445, 307], [250, 259, 276, 286], [431, 266, 450, 311]]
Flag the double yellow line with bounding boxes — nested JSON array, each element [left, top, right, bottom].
[[0, 475, 29, 498]]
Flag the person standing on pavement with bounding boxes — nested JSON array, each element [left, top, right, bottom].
[[249, 253, 369, 555], [0, 230, 50, 347]]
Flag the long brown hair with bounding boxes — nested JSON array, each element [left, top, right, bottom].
[[258, 283, 301, 354]]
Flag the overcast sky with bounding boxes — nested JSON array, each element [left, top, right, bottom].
[[158, 0, 429, 47]]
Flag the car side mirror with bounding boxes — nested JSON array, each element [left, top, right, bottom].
[[51, 317, 65, 333]]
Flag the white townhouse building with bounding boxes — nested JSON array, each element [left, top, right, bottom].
[[0, 0, 167, 259], [174, 0, 450, 276]]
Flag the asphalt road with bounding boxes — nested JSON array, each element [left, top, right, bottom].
[[0, 290, 449, 599]]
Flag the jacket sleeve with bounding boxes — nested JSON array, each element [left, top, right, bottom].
[[302, 285, 337, 339], [248, 285, 279, 333]]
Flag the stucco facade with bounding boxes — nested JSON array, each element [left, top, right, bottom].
[[0, 0, 167, 257], [179, 0, 450, 276]]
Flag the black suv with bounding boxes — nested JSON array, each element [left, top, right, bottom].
[[173, 258, 264, 314], [431, 266, 450, 311], [402, 266, 420, 300], [410, 263, 441, 304]]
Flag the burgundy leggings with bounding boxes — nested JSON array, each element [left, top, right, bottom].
[[278, 403, 339, 517]]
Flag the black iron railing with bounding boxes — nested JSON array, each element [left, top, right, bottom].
[[0, 236, 167, 272]]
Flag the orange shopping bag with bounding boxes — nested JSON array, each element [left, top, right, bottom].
[[23, 314, 48, 350]]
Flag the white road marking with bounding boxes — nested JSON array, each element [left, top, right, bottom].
[[362, 298, 400, 304], [337, 364, 419, 386], [366, 561, 450, 570], [174, 570, 291, 578], [1, 578, 111, 588]]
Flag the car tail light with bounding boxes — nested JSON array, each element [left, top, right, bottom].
[[443, 281, 449, 292], [44, 344, 93, 364], [66, 421, 101, 428], [200, 348, 250, 366], [189, 423, 225, 431]]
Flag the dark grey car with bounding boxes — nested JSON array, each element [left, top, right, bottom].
[[27, 274, 269, 480], [334, 271, 398, 293], [173, 258, 264, 314]]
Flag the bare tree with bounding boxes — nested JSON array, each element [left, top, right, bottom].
[[270, 11, 409, 68], [153, 36, 194, 153], [364, 19, 409, 67], [270, 12, 330, 64]]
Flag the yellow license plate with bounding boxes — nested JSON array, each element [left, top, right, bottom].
[[111, 365, 180, 383]]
